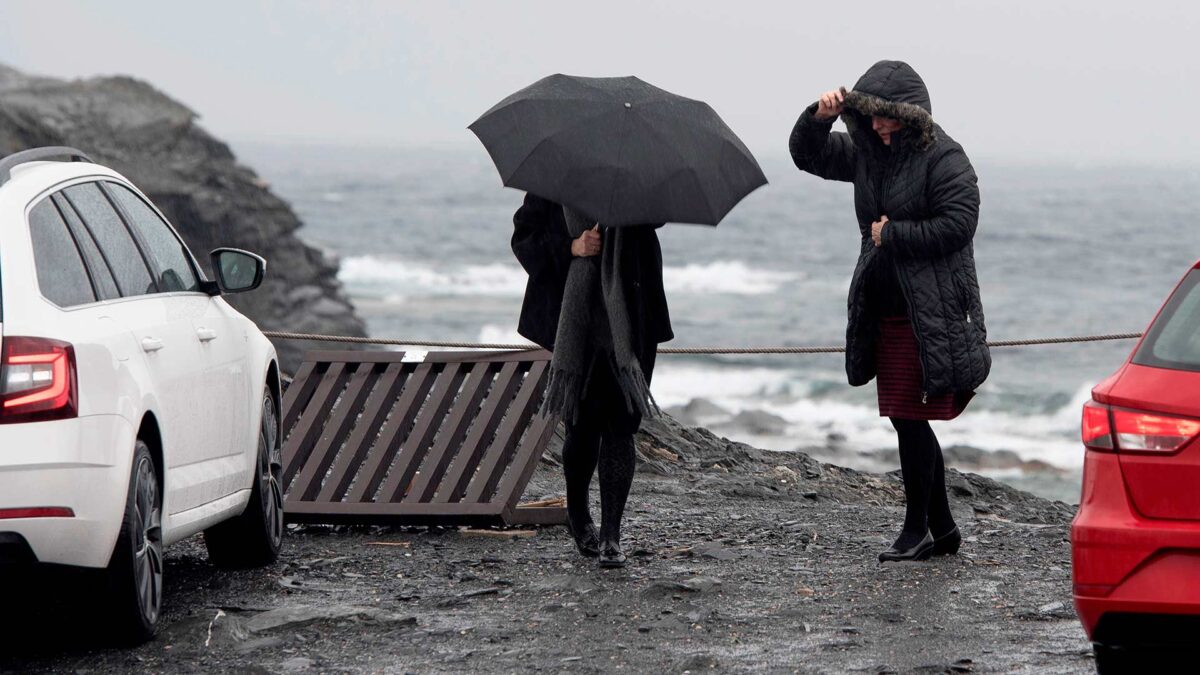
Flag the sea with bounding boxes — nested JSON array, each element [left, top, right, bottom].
[[235, 142, 1200, 503]]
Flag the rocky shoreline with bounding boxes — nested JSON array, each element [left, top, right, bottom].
[[0, 64, 367, 372], [0, 414, 1094, 673]]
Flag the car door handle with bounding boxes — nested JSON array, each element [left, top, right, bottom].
[[141, 337, 165, 353], [196, 327, 218, 343]]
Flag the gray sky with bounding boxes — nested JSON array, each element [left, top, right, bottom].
[[1, 0, 1197, 164]]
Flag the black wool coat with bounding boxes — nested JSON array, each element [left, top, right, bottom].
[[789, 60, 990, 397], [510, 193, 673, 376]]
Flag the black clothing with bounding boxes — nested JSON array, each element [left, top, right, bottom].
[[789, 60, 990, 397], [512, 193, 668, 556], [511, 194, 673, 362], [890, 418, 955, 550], [561, 350, 657, 550]]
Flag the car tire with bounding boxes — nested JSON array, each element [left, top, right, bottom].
[[104, 440, 163, 644], [1094, 644, 1137, 673], [203, 387, 283, 568]]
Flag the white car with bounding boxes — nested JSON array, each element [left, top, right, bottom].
[[0, 147, 283, 642]]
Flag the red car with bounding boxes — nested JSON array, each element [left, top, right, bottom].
[[1073, 258, 1200, 670]]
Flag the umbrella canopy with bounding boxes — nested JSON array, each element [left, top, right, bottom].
[[469, 74, 767, 227]]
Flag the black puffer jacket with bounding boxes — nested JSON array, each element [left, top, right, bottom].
[[789, 60, 989, 396], [511, 193, 673, 372]]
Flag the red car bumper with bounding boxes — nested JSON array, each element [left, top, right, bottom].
[[1072, 450, 1200, 642]]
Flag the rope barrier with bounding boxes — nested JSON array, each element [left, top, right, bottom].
[[261, 330, 1143, 354]]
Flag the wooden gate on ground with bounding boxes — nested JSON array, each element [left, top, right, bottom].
[[279, 349, 565, 527]]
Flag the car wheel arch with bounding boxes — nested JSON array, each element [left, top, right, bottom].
[[136, 412, 164, 497]]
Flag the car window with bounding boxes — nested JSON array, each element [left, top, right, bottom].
[[27, 199, 96, 307], [105, 183, 199, 293], [1133, 270, 1200, 373], [62, 182, 156, 297], [52, 194, 121, 301]]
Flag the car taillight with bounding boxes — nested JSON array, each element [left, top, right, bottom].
[[1112, 408, 1200, 453], [0, 336, 78, 424], [1082, 400, 1114, 450]]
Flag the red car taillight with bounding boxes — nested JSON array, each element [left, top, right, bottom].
[[1112, 408, 1200, 453], [1081, 400, 1114, 451], [0, 336, 78, 424], [1081, 399, 1200, 453]]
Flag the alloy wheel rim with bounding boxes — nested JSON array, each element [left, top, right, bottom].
[[133, 455, 163, 624], [260, 396, 283, 546]]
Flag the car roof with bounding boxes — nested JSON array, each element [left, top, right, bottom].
[[0, 160, 132, 218]]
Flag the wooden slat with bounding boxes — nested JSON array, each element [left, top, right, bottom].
[[433, 361, 523, 504], [315, 362, 410, 502], [280, 360, 320, 434], [463, 361, 549, 503], [302, 350, 410, 364], [282, 361, 350, 489], [403, 362, 496, 503], [376, 363, 468, 502], [492, 411, 558, 509], [291, 363, 378, 501], [424, 349, 551, 364], [344, 362, 437, 503], [504, 505, 570, 527]]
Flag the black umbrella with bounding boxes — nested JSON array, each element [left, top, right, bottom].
[[469, 74, 767, 227]]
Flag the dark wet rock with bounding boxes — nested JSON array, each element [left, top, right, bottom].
[[0, 64, 367, 372], [246, 605, 415, 633], [663, 398, 731, 426], [531, 575, 600, 594], [279, 657, 316, 672], [644, 577, 722, 597], [714, 409, 790, 436]]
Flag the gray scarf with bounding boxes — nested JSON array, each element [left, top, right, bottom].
[[540, 206, 658, 424]]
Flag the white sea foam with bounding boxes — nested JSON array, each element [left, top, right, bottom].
[[340, 256, 798, 298], [477, 324, 529, 345], [663, 261, 800, 295], [651, 362, 1092, 470], [340, 257, 527, 297]]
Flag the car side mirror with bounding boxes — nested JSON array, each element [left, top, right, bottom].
[[207, 248, 266, 295]]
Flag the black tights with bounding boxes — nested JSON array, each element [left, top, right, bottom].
[[890, 418, 956, 549], [562, 423, 636, 545]]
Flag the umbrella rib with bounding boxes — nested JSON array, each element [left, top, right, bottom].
[[603, 107, 634, 224], [634, 111, 721, 221]]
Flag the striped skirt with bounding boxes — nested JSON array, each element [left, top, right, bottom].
[[876, 317, 968, 421]]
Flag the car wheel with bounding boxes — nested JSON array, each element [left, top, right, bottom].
[[203, 387, 283, 568], [1094, 644, 1138, 673], [105, 440, 163, 644]]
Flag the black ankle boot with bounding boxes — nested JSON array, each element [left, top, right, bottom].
[[931, 526, 962, 556], [567, 519, 600, 557], [878, 531, 934, 563], [598, 539, 626, 568]]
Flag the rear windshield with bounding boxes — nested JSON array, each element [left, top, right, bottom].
[[1133, 269, 1200, 372]]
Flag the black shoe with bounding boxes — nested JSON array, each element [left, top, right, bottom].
[[931, 526, 962, 556], [878, 531, 935, 563], [598, 540, 627, 569], [567, 521, 600, 558]]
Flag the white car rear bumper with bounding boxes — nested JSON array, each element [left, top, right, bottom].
[[0, 414, 136, 568]]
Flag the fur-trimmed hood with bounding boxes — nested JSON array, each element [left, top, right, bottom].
[[840, 60, 936, 151]]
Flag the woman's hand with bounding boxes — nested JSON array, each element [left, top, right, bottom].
[[571, 224, 601, 257], [815, 88, 846, 121], [872, 216, 889, 247]]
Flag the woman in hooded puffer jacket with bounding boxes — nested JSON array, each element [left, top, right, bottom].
[[790, 60, 990, 562]]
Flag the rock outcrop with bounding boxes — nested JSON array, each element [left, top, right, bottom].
[[0, 65, 366, 371]]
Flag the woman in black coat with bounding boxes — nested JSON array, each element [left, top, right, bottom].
[[790, 60, 990, 562], [511, 193, 672, 567]]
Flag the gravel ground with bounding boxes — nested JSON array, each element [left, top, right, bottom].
[[0, 417, 1096, 674]]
